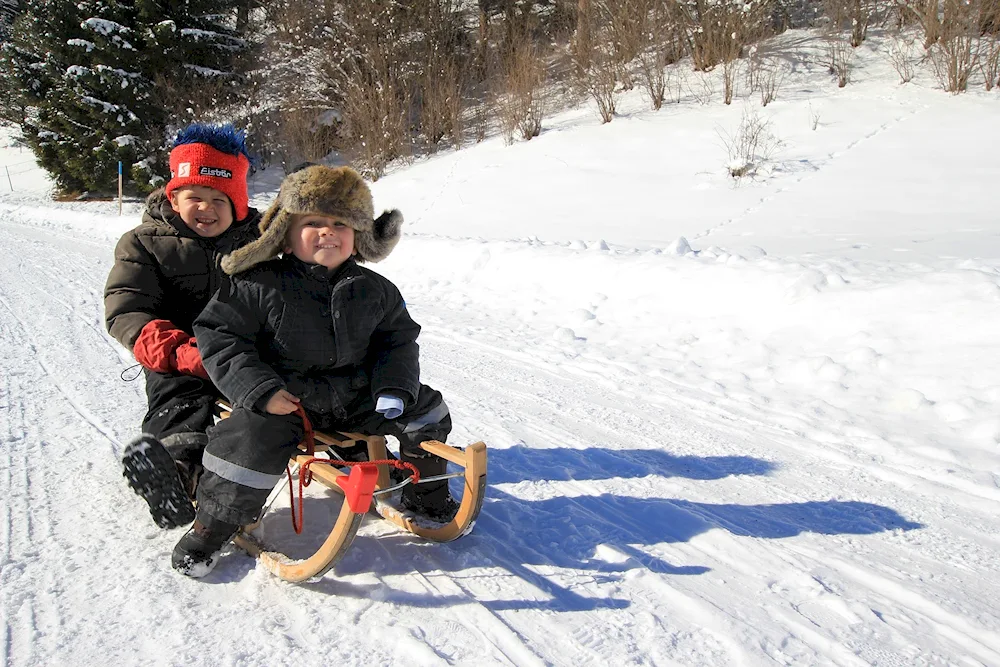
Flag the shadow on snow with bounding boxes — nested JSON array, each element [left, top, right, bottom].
[[213, 445, 922, 612]]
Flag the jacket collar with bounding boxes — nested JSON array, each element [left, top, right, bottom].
[[287, 256, 361, 286]]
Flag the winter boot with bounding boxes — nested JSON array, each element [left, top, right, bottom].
[[401, 483, 460, 523], [171, 513, 240, 578], [122, 434, 197, 529]]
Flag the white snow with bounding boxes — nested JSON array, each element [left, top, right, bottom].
[[1, 29, 999, 666]]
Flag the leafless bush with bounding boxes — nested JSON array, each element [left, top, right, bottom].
[[825, 0, 879, 46], [931, 33, 978, 91], [809, 102, 822, 130], [887, 36, 917, 82], [746, 48, 786, 106], [722, 58, 742, 104], [494, 28, 545, 143], [574, 0, 595, 71], [689, 6, 743, 72], [637, 47, 669, 109], [579, 44, 619, 122], [341, 54, 410, 179], [597, 0, 654, 90], [718, 107, 780, 179], [916, 0, 944, 47], [683, 0, 776, 73], [418, 52, 465, 151], [828, 37, 855, 86], [980, 37, 1000, 89], [683, 68, 716, 104], [635, 3, 686, 110], [471, 99, 489, 143], [276, 107, 341, 166]]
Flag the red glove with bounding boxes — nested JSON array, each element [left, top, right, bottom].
[[133, 320, 190, 373], [174, 338, 209, 379]]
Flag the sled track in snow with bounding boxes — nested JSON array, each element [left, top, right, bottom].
[[0, 310, 69, 666]]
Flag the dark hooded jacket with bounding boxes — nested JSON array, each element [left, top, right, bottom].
[[104, 188, 261, 349], [193, 257, 421, 417]]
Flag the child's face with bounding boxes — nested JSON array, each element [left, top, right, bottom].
[[285, 214, 356, 269], [169, 185, 234, 238]]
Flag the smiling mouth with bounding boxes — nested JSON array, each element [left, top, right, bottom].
[[195, 218, 218, 225]]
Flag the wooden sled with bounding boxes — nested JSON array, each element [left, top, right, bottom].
[[215, 402, 487, 583]]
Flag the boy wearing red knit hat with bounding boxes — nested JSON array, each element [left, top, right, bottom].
[[105, 123, 261, 531]]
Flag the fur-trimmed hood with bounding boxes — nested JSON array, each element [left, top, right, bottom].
[[221, 165, 402, 276]]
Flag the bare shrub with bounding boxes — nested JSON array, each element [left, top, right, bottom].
[[276, 108, 341, 166], [574, 0, 595, 71], [597, 0, 654, 90], [746, 48, 786, 106], [887, 35, 917, 82], [980, 37, 1000, 89], [809, 103, 822, 130], [689, 5, 743, 72], [825, 0, 879, 46], [683, 0, 776, 73], [722, 57, 742, 105], [341, 52, 410, 179], [931, 33, 978, 91], [636, 2, 686, 110], [637, 46, 670, 109], [418, 52, 465, 151], [827, 36, 855, 86], [579, 44, 619, 122], [683, 68, 716, 104], [471, 100, 489, 143], [718, 107, 780, 179], [494, 24, 545, 143]]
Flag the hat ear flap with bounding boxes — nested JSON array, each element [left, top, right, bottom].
[[354, 209, 402, 263], [221, 204, 291, 275]]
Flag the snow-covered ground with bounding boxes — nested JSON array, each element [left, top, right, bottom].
[[2, 30, 999, 666]]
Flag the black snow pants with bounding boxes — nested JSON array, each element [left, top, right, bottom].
[[142, 369, 219, 439], [197, 384, 452, 526]]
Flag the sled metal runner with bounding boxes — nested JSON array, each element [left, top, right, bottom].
[[216, 401, 487, 583]]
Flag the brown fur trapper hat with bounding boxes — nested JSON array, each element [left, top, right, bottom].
[[221, 165, 402, 275]]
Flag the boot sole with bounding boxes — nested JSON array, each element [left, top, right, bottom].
[[122, 437, 196, 529]]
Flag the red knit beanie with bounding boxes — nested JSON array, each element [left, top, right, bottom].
[[166, 142, 251, 221]]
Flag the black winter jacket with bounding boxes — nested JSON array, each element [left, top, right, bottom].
[[104, 189, 261, 349], [193, 257, 421, 417]]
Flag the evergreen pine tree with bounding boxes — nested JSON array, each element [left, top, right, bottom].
[[0, 0, 20, 42], [0, 0, 251, 195]]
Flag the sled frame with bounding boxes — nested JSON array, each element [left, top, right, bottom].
[[215, 402, 486, 583]]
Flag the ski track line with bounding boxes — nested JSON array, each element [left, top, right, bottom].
[[0, 225, 129, 456], [6, 226, 126, 362], [0, 319, 69, 667], [0, 293, 122, 455], [786, 544, 1000, 664], [354, 517, 556, 665], [405, 564, 548, 667], [692, 105, 926, 242]]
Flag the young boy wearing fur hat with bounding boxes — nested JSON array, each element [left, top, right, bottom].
[[105, 123, 261, 530], [174, 164, 455, 576]]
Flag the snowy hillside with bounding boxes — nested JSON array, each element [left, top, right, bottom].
[[1, 30, 999, 666]]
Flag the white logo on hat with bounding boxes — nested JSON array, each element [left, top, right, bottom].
[[178, 162, 191, 177]]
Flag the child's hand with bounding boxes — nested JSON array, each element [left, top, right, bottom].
[[265, 389, 300, 415]]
